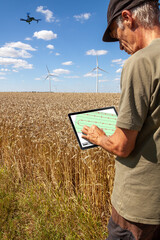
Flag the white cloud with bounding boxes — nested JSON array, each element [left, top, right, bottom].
[[64, 75, 80, 79], [84, 72, 102, 77], [112, 59, 123, 63], [25, 37, 32, 41], [46, 44, 54, 50], [86, 49, 108, 56], [35, 77, 41, 81], [99, 79, 108, 82], [5, 41, 36, 51], [74, 13, 91, 23], [0, 72, 6, 75], [112, 58, 126, 67], [0, 42, 36, 59], [0, 76, 6, 80], [5, 42, 34, 69], [62, 61, 73, 66], [0, 47, 32, 58], [53, 68, 70, 75], [51, 78, 61, 82], [0, 68, 10, 72], [36, 6, 55, 22], [33, 30, 57, 40], [55, 53, 60, 56], [116, 68, 122, 73], [0, 57, 33, 69], [114, 78, 120, 81]]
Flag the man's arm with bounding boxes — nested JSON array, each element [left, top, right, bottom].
[[82, 125, 138, 158]]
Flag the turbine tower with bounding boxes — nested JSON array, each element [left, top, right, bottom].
[[45, 65, 58, 92], [88, 55, 108, 93]]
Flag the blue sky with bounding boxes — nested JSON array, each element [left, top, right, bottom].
[[0, 0, 138, 92]]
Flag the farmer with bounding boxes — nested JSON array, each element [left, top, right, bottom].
[[82, 0, 160, 239]]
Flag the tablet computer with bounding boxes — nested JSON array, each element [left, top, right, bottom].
[[68, 106, 118, 150]]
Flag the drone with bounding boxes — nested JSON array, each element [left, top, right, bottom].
[[20, 13, 41, 24]]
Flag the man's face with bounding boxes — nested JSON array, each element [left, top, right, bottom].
[[110, 15, 140, 55]]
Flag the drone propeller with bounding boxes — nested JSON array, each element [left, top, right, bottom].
[[27, 12, 30, 17]]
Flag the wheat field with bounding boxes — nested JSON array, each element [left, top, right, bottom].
[[0, 92, 120, 240]]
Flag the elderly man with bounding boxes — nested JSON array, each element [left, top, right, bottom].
[[82, 0, 160, 239]]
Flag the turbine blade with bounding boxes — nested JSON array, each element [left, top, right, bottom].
[[87, 67, 97, 74], [49, 74, 58, 78], [98, 67, 108, 73], [46, 65, 50, 73]]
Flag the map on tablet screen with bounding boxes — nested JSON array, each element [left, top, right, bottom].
[[68, 107, 118, 150]]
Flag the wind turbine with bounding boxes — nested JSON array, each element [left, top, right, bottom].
[[45, 65, 58, 92], [87, 55, 108, 93]]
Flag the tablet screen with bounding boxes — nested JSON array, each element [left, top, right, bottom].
[[68, 106, 118, 150]]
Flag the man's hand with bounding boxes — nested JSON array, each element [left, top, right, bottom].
[[82, 125, 138, 158], [82, 125, 106, 146]]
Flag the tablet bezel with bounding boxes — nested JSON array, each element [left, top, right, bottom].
[[68, 106, 118, 150]]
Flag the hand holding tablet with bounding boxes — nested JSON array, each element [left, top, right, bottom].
[[68, 107, 118, 150], [81, 125, 106, 146]]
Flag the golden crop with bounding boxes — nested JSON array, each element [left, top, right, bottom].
[[0, 92, 120, 224]]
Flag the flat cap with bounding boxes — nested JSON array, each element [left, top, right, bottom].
[[103, 0, 158, 42]]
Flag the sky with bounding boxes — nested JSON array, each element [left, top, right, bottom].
[[0, 0, 150, 93]]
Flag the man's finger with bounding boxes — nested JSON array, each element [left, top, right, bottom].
[[83, 125, 90, 130], [82, 128, 88, 134], [82, 134, 88, 140], [82, 125, 90, 134]]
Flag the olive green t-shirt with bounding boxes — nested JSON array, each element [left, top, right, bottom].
[[112, 38, 160, 225]]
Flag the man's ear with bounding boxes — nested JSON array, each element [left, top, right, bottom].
[[121, 10, 133, 28]]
